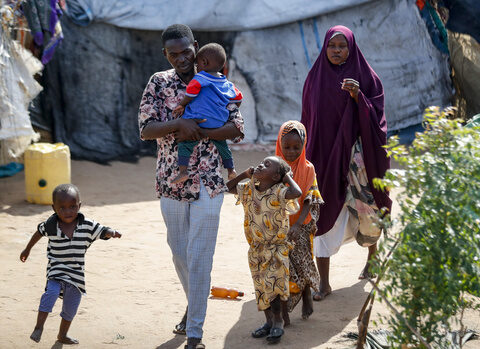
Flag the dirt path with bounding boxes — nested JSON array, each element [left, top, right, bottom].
[[0, 151, 478, 348]]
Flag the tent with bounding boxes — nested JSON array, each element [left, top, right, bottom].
[[31, 0, 452, 162]]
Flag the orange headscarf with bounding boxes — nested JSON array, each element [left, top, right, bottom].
[[275, 120, 317, 225]]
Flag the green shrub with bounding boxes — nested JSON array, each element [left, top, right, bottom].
[[373, 107, 480, 348]]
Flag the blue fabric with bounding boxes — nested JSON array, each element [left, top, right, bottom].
[[419, 3, 449, 54], [443, 0, 480, 44], [160, 183, 224, 338], [183, 71, 237, 129], [178, 140, 233, 168], [22, 0, 64, 64], [38, 280, 82, 321], [0, 163, 24, 178]]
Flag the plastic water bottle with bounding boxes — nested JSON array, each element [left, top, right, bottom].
[[289, 281, 301, 294], [210, 286, 244, 299]]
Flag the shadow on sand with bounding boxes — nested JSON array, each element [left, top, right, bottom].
[[223, 280, 368, 348], [155, 334, 186, 349], [50, 341, 63, 349]]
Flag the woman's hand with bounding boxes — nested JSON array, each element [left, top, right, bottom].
[[245, 167, 254, 179], [341, 78, 360, 103]]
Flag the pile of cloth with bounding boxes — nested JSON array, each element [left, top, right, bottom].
[[0, 4, 42, 165]]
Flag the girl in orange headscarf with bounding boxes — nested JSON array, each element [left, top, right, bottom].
[[275, 120, 324, 322]]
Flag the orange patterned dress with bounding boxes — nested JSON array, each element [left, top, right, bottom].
[[236, 181, 299, 311]]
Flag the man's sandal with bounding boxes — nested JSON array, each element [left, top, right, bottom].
[[185, 337, 205, 349], [173, 307, 188, 335], [184, 344, 205, 349]]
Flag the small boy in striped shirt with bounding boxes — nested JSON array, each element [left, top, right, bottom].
[[20, 183, 121, 345]]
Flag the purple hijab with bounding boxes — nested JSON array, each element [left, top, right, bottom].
[[301, 25, 392, 236]]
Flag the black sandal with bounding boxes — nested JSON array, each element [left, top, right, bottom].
[[184, 337, 205, 349], [173, 307, 188, 335], [251, 323, 272, 338], [266, 327, 284, 344]]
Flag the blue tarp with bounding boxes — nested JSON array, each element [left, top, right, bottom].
[[0, 162, 24, 178], [442, 0, 480, 43]]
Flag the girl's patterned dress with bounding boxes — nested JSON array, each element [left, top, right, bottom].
[[287, 178, 323, 312], [236, 180, 299, 311]]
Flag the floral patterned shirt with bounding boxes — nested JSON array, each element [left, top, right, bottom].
[[138, 69, 244, 202]]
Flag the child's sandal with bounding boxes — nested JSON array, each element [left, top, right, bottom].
[[251, 323, 272, 338], [266, 327, 284, 344]]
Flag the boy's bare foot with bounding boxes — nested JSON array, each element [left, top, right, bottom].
[[227, 169, 237, 180], [358, 264, 376, 280], [30, 328, 43, 343], [312, 286, 332, 301], [301, 288, 314, 319], [172, 171, 189, 184], [57, 335, 79, 345]]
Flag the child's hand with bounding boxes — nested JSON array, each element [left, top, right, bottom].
[[288, 223, 302, 242], [172, 105, 185, 117], [105, 229, 122, 239], [245, 167, 254, 178], [20, 249, 30, 262], [282, 171, 293, 184]]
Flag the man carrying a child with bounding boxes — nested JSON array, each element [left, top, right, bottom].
[[138, 24, 244, 349]]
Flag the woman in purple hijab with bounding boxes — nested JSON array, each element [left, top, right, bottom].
[[301, 25, 392, 301]]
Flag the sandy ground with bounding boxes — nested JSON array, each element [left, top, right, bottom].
[[0, 150, 478, 349]]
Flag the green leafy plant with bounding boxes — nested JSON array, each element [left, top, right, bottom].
[[372, 106, 480, 348]]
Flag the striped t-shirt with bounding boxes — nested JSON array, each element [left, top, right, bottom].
[[38, 213, 110, 294]]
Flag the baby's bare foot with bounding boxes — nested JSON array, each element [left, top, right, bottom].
[[57, 335, 79, 345], [30, 328, 43, 343]]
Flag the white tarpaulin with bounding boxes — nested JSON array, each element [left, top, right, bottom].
[[65, 0, 375, 31], [230, 0, 451, 140], [34, 0, 452, 160]]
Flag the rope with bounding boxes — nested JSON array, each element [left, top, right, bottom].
[[313, 18, 322, 52], [298, 20, 311, 68]]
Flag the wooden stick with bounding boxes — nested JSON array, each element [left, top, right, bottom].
[[367, 279, 433, 349]]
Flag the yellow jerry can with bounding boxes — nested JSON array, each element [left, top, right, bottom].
[[24, 143, 71, 205]]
